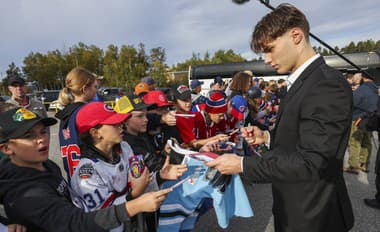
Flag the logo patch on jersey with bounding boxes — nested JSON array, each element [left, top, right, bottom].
[[62, 128, 71, 140], [78, 163, 94, 179], [118, 164, 124, 172]]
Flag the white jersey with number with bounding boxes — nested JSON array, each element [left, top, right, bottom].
[[70, 141, 133, 232]]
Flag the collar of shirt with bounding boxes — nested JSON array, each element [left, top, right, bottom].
[[287, 53, 320, 91]]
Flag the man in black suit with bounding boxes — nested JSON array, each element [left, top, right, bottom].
[[206, 4, 354, 232]]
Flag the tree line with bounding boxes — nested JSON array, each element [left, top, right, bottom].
[[2, 39, 380, 95]]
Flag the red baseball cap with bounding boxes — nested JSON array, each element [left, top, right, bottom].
[[76, 102, 131, 134], [143, 90, 173, 107]]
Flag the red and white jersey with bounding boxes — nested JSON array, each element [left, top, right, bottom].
[[194, 111, 221, 139], [176, 110, 196, 144]]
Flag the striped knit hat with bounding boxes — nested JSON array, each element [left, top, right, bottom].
[[205, 91, 227, 114]]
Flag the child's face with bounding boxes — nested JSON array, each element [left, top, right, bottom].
[[124, 110, 148, 135], [209, 112, 225, 124], [5, 123, 50, 169], [176, 99, 191, 113], [97, 123, 124, 145]]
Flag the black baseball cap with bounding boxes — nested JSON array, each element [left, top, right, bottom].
[[173, 84, 191, 101], [127, 94, 156, 111], [0, 108, 57, 143], [8, 76, 26, 86]]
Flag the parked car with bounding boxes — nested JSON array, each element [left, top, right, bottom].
[[37, 90, 61, 110], [98, 87, 122, 101], [48, 100, 64, 111]]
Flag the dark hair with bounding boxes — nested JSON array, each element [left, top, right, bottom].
[[251, 4, 310, 53], [78, 124, 102, 145], [277, 79, 286, 85], [229, 72, 252, 93]]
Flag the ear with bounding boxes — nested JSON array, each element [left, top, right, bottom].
[[89, 128, 102, 140], [0, 143, 13, 156], [290, 27, 304, 45], [81, 85, 87, 94]]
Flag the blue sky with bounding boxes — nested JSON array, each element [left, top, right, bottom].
[[0, 0, 379, 77]]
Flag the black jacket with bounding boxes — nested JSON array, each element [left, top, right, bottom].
[[0, 158, 130, 232], [243, 57, 354, 232], [55, 102, 84, 128]]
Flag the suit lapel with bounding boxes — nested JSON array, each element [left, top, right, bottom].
[[271, 57, 325, 144]]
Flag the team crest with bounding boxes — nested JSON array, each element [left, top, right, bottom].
[[239, 105, 246, 113], [104, 104, 115, 112], [78, 163, 94, 179], [159, 94, 166, 102], [177, 85, 189, 94], [133, 98, 142, 105], [12, 108, 36, 122]]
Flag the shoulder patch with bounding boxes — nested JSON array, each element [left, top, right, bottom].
[[78, 163, 94, 179]]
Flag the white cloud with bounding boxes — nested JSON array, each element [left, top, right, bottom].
[[0, 0, 379, 76]]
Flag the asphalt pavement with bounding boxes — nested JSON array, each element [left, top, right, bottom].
[[44, 112, 380, 231]]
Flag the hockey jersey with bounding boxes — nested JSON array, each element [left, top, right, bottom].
[[70, 141, 133, 232], [158, 157, 254, 231], [56, 102, 85, 180]]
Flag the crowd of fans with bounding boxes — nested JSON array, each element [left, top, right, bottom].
[[0, 66, 379, 231]]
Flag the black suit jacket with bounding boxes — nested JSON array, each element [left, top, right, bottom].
[[243, 57, 354, 232]]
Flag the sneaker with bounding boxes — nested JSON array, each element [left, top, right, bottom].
[[343, 166, 359, 174], [364, 198, 380, 210]]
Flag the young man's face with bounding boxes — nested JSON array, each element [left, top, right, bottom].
[[263, 31, 298, 74], [3, 123, 50, 169], [124, 110, 148, 135], [8, 83, 27, 99], [176, 99, 192, 113]]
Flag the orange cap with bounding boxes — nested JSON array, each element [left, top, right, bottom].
[[134, 82, 150, 96]]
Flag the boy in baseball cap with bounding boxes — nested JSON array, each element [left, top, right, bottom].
[[0, 106, 172, 231]]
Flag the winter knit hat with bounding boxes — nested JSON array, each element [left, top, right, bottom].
[[205, 91, 227, 114]]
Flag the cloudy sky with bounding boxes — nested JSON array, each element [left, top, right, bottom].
[[0, 0, 379, 77]]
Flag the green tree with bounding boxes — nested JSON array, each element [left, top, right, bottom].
[[148, 47, 168, 87], [5, 62, 23, 82], [103, 44, 119, 87], [211, 49, 245, 63]]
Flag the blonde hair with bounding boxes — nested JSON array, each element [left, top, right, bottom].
[[58, 67, 97, 106]]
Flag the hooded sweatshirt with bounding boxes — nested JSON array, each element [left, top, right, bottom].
[[0, 158, 130, 232]]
